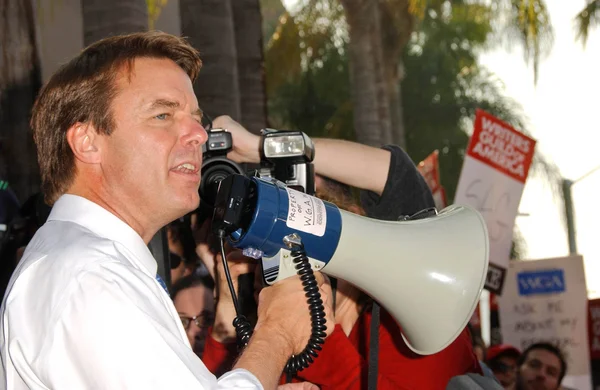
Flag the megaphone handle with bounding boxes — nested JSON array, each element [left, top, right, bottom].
[[283, 242, 327, 375]]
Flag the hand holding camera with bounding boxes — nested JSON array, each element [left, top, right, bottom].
[[212, 115, 261, 165]]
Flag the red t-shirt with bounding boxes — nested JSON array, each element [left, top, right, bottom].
[[203, 308, 482, 389]]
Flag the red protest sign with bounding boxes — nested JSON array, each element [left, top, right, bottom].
[[418, 150, 442, 193], [466, 110, 536, 184], [418, 150, 447, 209]]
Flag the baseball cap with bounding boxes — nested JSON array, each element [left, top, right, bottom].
[[486, 344, 521, 361]]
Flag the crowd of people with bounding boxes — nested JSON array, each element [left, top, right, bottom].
[[0, 30, 571, 389]]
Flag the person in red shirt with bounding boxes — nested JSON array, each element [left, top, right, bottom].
[[195, 116, 482, 388], [199, 179, 482, 389]]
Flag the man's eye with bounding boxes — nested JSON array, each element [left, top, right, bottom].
[[155, 113, 169, 120]]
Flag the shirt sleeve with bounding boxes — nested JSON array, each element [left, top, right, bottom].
[[35, 263, 263, 390], [360, 145, 435, 220]]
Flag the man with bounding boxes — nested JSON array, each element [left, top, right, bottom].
[[516, 343, 567, 390], [172, 274, 216, 358], [0, 31, 331, 389], [485, 344, 521, 389]]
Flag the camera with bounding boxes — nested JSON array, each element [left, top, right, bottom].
[[257, 129, 315, 195], [199, 128, 246, 207], [199, 127, 316, 210]]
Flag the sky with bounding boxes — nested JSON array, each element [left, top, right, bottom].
[[283, 0, 600, 298], [478, 1, 600, 298]]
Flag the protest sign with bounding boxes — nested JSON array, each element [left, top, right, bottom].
[[589, 299, 600, 390], [454, 109, 536, 294], [417, 150, 447, 210], [498, 256, 591, 390], [589, 299, 600, 360]]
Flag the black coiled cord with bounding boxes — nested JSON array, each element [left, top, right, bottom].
[[283, 243, 327, 375], [217, 233, 327, 376]]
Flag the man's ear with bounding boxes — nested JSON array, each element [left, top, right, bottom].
[[66, 123, 101, 164]]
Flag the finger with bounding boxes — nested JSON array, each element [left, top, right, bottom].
[[312, 271, 325, 287]]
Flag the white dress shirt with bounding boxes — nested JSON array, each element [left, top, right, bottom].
[[0, 194, 263, 389]]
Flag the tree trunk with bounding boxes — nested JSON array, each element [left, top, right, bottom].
[[180, 0, 241, 121], [341, 0, 389, 147], [81, 0, 148, 46], [232, 0, 268, 134], [0, 0, 42, 202], [380, 0, 413, 149]]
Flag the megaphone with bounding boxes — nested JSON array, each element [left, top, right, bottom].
[[212, 174, 489, 355]]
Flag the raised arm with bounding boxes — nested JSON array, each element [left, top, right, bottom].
[[212, 116, 390, 196]]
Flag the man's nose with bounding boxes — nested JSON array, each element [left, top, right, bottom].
[[182, 119, 208, 147]]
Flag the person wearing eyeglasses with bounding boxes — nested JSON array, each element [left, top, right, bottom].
[[172, 274, 216, 358], [485, 344, 521, 389]]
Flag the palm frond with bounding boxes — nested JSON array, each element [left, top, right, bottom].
[[508, 0, 554, 84], [575, 0, 600, 46]]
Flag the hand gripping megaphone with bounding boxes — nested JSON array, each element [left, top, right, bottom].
[[212, 174, 489, 356]]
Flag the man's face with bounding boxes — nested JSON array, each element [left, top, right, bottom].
[[174, 285, 215, 357], [491, 355, 518, 388], [517, 349, 562, 390], [100, 58, 207, 231]]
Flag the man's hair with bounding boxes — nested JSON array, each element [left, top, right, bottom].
[[171, 273, 215, 300], [518, 342, 567, 383], [31, 31, 202, 204]]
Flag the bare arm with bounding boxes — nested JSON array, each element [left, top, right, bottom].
[[312, 138, 390, 196], [212, 116, 390, 195], [233, 326, 292, 390]]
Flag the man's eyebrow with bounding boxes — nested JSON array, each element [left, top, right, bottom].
[[147, 98, 180, 111], [192, 108, 203, 119]]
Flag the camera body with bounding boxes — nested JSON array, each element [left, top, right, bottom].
[[199, 126, 316, 321], [199, 127, 315, 210]]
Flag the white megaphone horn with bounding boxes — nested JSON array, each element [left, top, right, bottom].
[[212, 174, 489, 355]]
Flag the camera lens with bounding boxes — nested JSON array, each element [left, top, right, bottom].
[[199, 156, 245, 207]]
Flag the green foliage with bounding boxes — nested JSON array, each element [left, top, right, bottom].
[[507, 0, 553, 83], [575, 0, 600, 46], [265, 0, 354, 139], [265, 0, 560, 201], [402, 1, 531, 200]]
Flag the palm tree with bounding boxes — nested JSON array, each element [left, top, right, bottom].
[[265, 0, 561, 198], [0, 0, 42, 202], [180, 0, 242, 121], [575, 0, 600, 46], [335, 0, 553, 147], [81, 0, 148, 46], [232, 0, 268, 133]]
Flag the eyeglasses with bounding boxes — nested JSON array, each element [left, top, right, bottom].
[[179, 312, 214, 330], [489, 360, 517, 374]]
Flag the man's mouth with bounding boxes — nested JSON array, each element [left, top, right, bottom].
[[171, 162, 200, 175]]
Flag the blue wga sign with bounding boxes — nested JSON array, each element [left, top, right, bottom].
[[517, 269, 565, 296]]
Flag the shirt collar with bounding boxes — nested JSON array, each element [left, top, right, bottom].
[[47, 194, 158, 276]]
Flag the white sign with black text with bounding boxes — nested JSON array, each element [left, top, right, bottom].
[[498, 256, 591, 390], [454, 110, 536, 294]]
